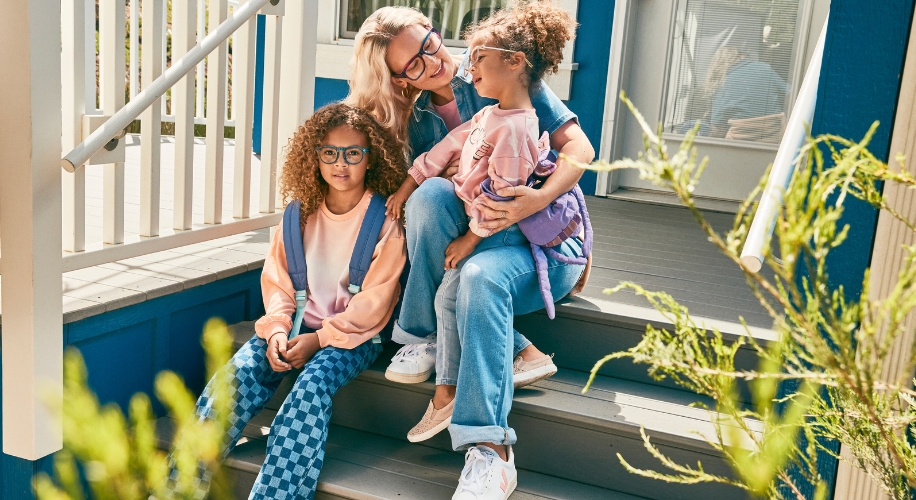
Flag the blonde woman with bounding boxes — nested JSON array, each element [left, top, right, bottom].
[[346, 5, 593, 498]]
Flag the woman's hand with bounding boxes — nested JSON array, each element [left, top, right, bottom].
[[445, 232, 482, 269], [477, 185, 546, 234], [438, 159, 460, 180], [283, 333, 321, 369], [267, 333, 292, 372]]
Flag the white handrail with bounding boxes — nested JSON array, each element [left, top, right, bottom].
[[61, 0, 277, 172], [740, 18, 829, 273]]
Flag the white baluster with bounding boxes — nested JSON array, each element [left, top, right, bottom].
[[130, 0, 139, 101], [141, 0, 165, 237], [161, 3, 169, 116], [260, 14, 283, 214], [63, 0, 88, 253], [233, 1, 258, 219], [205, 0, 230, 224], [173, 0, 197, 230], [196, 0, 207, 119], [100, 0, 126, 244]]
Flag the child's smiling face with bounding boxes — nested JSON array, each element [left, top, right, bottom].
[[467, 35, 527, 101], [318, 125, 370, 195]]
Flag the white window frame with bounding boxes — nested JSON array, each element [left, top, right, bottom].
[[595, 0, 830, 196], [315, 0, 579, 99]]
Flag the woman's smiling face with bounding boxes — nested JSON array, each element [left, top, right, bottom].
[[386, 24, 456, 91]]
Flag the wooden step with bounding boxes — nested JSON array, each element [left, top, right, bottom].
[[225, 323, 756, 499]]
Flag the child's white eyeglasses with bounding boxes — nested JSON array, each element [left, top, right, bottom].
[[469, 46, 534, 68]]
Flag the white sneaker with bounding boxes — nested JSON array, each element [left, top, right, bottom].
[[452, 446, 517, 500], [512, 353, 558, 388], [385, 343, 436, 384]]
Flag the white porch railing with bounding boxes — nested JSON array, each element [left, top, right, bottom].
[[1, 0, 319, 461], [54, 0, 316, 273], [740, 18, 829, 272]]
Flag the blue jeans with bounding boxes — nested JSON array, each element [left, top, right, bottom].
[[397, 178, 585, 449], [393, 178, 532, 384], [166, 336, 382, 500]]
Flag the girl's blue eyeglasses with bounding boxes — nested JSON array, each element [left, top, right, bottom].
[[316, 146, 371, 165]]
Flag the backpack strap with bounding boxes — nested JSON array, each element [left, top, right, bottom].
[[283, 201, 309, 340], [348, 193, 388, 343]]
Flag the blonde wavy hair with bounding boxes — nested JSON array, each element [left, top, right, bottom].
[[280, 103, 406, 227], [344, 6, 430, 151]]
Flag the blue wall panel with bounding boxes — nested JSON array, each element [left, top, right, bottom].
[[315, 77, 351, 109], [565, 0, 615, 195], [74, 320, 156, 413]]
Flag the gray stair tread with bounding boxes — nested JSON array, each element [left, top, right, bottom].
[[230, 424, 645, 499], [227, 322, 761, 453]]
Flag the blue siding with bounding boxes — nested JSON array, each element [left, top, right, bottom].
[[0, 270, 264, 498], [566, 0, 616, 195], [315, 77, 351, 109]]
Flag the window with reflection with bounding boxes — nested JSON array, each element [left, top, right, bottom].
[[663, 0, 802, 144], [342, 0, 508, 46]]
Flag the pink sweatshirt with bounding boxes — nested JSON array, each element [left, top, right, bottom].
[[409, 105, 541, 237], [254, 191, 406, 349]]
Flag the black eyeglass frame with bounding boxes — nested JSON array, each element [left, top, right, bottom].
[[315, 146, 371, 165], [390, 27, 443, 81]]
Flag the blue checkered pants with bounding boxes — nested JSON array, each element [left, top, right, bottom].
[[168, 335, 382, 500]]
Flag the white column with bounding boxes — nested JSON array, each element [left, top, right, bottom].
[[259, 15, 283, 214], [0, 0, 64, 460], [276, 0, 318, 207], [173, 0, 198, 230]]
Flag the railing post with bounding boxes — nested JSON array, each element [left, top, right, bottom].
[[259, 14, 283, 214], [0, 0, 64, 460], [276, 0, 318, 207]]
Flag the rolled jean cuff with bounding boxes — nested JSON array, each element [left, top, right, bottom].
[[513, 336, 531, 357], [436, 376, 458, 386], [448, 424, 517, 451], [391, 321, 436, 345]]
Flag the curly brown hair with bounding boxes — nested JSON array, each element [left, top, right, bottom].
[[280, 103, 407, 226], [465, 0, 578, 85]]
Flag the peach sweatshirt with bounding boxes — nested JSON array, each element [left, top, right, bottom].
[[409, 105, 540, 238], [254, 191, 406, 349]]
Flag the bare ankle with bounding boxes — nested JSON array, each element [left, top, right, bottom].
[[432, 384, 456, 409], [518, 344, 545, 362], [478, 442, 508, 461]]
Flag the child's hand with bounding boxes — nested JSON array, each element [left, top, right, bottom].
[[386, 178, 419, 220], [445, 233, 483, 269], [267, 333, 292, 372], [283, 333, 321, 369]]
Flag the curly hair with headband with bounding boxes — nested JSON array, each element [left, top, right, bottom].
[[465, 0, 578, 86], [280, 103, 407, 227]]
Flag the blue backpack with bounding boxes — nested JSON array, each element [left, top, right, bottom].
[[282, 193, 405, 343]]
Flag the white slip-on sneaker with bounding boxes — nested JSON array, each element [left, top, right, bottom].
[[385, 343, 436, 384], [512, 353, 558, 388], [452, 446, 517, 500]]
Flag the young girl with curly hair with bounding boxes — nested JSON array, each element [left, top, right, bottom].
[[381, 2, 581, 498], [167, 103, 407, 500]]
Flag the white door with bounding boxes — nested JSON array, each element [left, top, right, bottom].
[[601, 0, 830, 202]]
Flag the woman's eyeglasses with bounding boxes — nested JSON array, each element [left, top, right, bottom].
[[391, 27, 443, 81], [316, 146, 370, 165], [469, 46, 533, 68]]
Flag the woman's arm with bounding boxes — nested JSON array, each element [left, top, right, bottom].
[[476, 119, 595, 232]]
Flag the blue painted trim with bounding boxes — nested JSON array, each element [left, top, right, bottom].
[[252, 14, 267, 155]]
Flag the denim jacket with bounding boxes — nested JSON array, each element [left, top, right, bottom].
[[406, 51, 578, 162]]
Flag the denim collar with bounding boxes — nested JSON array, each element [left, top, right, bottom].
[[412, 50, 471, 121]]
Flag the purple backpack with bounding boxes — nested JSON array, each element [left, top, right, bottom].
[[480, 132, 593, 319]]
